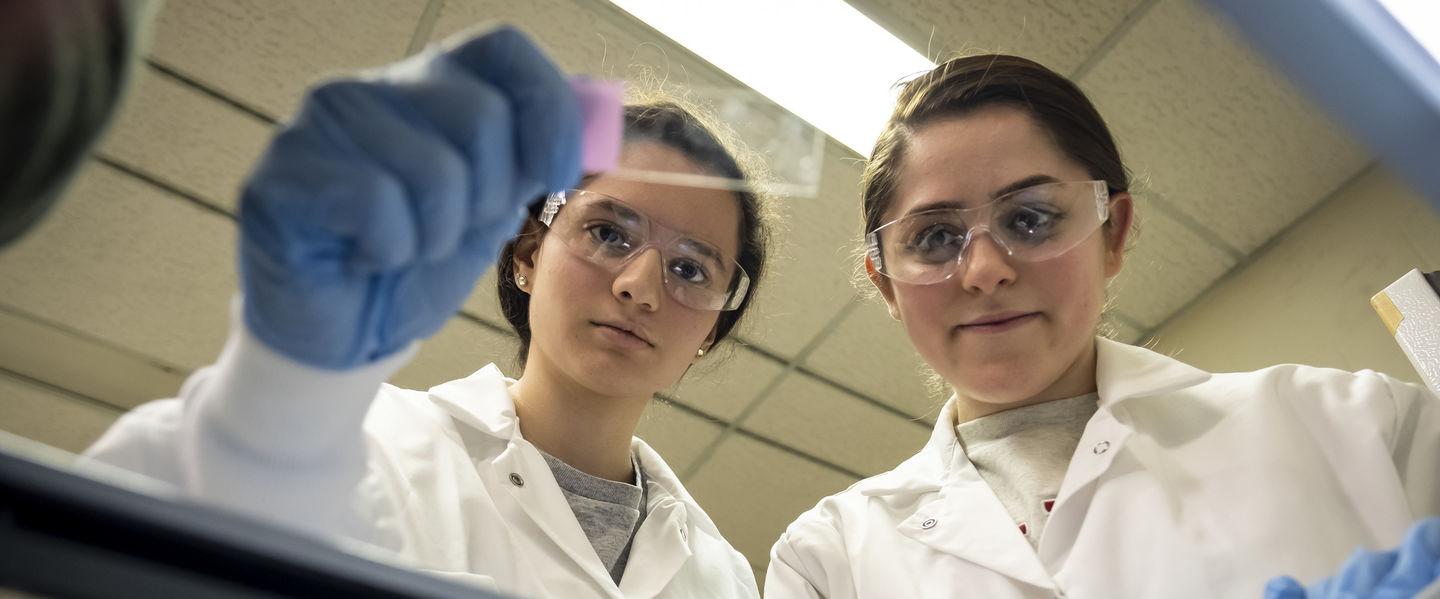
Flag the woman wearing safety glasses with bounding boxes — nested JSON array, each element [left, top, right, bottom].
[[766, 54, 1440, 598], [85, 28, 766, 598]]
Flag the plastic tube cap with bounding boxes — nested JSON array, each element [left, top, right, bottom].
[[569, 77, 624, 174]]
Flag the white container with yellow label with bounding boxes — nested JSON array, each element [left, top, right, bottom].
[[1372, 268, 1440, 395]]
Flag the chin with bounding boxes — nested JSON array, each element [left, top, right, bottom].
[[573, 352, 668, 396], [949, 360, 1052, 404]]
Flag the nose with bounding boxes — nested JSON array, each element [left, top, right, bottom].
[[612, 247, 664, 311], [958, 231, 1017, 295]]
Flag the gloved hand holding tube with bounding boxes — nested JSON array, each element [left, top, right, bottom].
[[239, 25, 604, 370]]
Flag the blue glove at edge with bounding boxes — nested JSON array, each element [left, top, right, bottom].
[[1264, 518, 1440, 599]]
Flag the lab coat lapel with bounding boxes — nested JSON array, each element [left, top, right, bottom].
[[619, 493, 692, 598], [491, 440, 621, 592], [620, 439, 694, 597], [900, 458, 1058, 591], [1056, 337, 1208, 499], [1093, 337, 1210, 405], [1038, 339, 1211, 563], [881, 401, 1057, 591], [431, 366, 620, 595]]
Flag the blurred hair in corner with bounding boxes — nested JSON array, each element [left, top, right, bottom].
[[0, 0, 149, 248]]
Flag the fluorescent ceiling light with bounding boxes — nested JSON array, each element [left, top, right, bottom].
[[1377, 0, 1440, 61], [606, 0, 935, 156]]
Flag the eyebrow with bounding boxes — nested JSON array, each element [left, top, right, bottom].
[[677, 237, 725, 264], [591, 198, 645, 225], [902, 174, 1062, 217], [590, 196, 733, 264]]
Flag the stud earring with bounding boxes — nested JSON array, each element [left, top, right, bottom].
[[515, 274, 528, 287], [696, 347, 707, 358]]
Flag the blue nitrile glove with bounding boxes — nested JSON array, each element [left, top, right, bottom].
[[238, 26, 581, 369], [1265, 518, 1440, 599]]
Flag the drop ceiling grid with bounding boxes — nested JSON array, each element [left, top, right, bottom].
[[741, 370, 933, 476], [1074, 0, 1373, 255], [0, 370, 123, 455], [97, 69, 272, 213], [145, 0, 431, 118], [684, 433, 861, 584], [0, 164, 237, 372], [849, 0, 1151, 72]]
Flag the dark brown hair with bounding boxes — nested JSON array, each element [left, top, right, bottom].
[[497, 101, 771, 368], [861, 54, 1130, 238]]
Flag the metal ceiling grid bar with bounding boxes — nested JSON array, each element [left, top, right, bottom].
[[406, 0, 448, 58], [0, 366, 126, 419], [144, 60, 279, 126], [1067, 0, 1164, 83], [680, 299, 862, 480]]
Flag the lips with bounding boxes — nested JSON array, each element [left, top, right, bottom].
[[957, 311, 1039, 333], [592, 320, 654, 347]]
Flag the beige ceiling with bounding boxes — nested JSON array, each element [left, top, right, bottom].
[[0, 0, 1376, 584]]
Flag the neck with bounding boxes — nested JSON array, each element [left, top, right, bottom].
[[511, 352, 651, 483], [953, 340, 1098, 423]]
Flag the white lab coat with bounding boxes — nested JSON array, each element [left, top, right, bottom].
[[766, 337, 1439, 598], [86, 308, 758, 599]]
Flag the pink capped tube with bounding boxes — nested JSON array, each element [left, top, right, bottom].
[[569, 78, 624, 174]]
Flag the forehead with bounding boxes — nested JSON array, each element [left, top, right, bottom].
[[886, 105, 1090, 220], [582, 141, 744, 257]]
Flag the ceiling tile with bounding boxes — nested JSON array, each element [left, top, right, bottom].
[[98, 68, 271, 213], [1151, 166, 1440, 381], [461, 267, 507, 329], [389, 315, 519, 392], [0, 164, 235, 370], [685, 435, 858, 578], [742, 372, 931, 476], [736, 146, 870, 358], [634, 403, 724, 476], [850, 0, 1147, 74], [670, 347, 786, 422], [148, 0, 428, 117], [801, 298, 941, 421], [1109, 194, 1238, 328], [0, 305, 186, 412], [0, 372, 121, 455], [1079, 0, 1372, 253], [431, 1, 729, 87]]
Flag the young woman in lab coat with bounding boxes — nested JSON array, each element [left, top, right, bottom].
[[85, 27, 764, 598], [766, 54, 1440, 598]]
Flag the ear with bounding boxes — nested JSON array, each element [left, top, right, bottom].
[[511, 219, 545, 294], [866, 256, 902, 321], [692, 325, 720, 364], [1102, 192, 1133, 280]]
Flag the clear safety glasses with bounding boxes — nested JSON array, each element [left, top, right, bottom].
[[539, 189, 751, 311], [866, 180, 1112, 285]]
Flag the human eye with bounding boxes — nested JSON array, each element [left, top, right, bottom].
[[902, 222, 965, 262], [1003, 205, 1063, 243], [586, 222, 634, 253], [668, 258, 710, 285]]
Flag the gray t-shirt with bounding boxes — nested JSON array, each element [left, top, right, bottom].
[[954, 393, 1098, 549], [539, 451, 647, 583]]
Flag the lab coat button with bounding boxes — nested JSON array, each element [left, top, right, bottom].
[[509, 473, 525, 487], [1092, 441, 1110, 455], [921, 518, 937, 530]]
